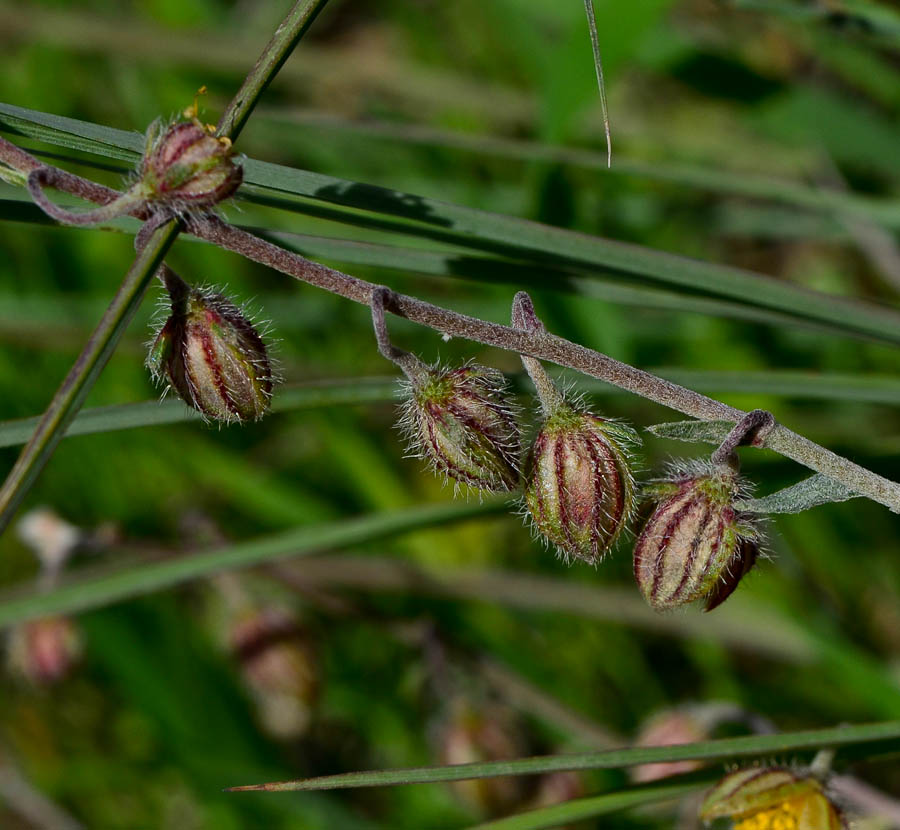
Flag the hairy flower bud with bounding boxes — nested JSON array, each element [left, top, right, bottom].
[[7, 616, 82, 685], [523, 404, 637, 564], [401, 364, 520, 492], [139, 117, 242, 210], [148, 275, 273, 423], [700, 767, 846, 829], [633, 463, 760, 612]]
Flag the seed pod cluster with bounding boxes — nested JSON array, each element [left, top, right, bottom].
[[700, 767, 847, 829], [633, 463, 760, 612], [148, 274, 273, 424], [400, 364, 521, 493], [523, 404, 637, 564]]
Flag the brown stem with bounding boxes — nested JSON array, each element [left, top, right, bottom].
[[27, 168, 144, 226], [2, 137, 898, 512], [369, 286, 429, 383], [710, 409, 776, 469], [511, 291, 565, 415]]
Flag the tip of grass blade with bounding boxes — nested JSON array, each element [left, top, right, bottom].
[[583, 0, 611, 168]]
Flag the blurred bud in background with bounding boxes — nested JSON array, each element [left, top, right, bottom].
[[631, 702, 767, 784], [7, 616, 83, 686], [211, 575, 318, 740], [5, 509, 86, 686], [436, 698, 527, 817]]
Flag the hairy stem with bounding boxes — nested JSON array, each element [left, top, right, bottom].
[[710, 409, 776, 468], [370, 286, 429, 383], [2, 136, 898, 512], [511, 291, 565, 415]]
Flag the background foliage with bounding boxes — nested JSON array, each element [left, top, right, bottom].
[[0, 0, 898, 827]]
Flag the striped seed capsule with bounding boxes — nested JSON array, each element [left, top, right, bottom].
[[139, 117, 242, 211], [700, 767, 846, 829], [402, 365, 521, 492], [633, 463, 759, 612], [524, 405, 637, 564], [148, 274, 273, 424]]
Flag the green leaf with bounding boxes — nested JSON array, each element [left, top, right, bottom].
[[0, 378, 400, 449], [225, 720, 900, 791], [468, 779, 707, 829], [0, 499, 505, 629], [645, 419, 733, 445], [737, 473, 858, 514], [4, 103, 900, 344]]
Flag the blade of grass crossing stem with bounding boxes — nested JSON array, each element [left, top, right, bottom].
[[2, 369, 900, 452], [0, 0, 331, 538], [468, 780, 708, 830], [0, 219, 180, 536], [3, 104, 900, 343], [226, 721, 900, 791], [0, 379, 400, 449], [0, 499, 505, 628]]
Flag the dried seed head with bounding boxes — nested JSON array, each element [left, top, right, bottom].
[[700, 767, 846, 829], [148, 275, 273, 424], [401, 364, 521, 492], [139, 117, 242, 211], [633, 462, 760, 612], [523, 403, 638, 564]]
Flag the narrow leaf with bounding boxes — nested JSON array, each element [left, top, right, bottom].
[[4, 104, 900, 343], [0, 378, 399, 449], [645, 419, 733, 445], [0, 500, 505, 629], [468, 779, 707, 830], [737, 473, 858, 514], [225, 721, 900, 791]]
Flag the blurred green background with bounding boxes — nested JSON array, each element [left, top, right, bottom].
[[0, 0, 899, 827]]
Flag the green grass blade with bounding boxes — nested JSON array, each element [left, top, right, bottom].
[[226, 721, 900, 791], [468, 780, 707, 830], [0, 378, 400, 449], [0, 500, 505, 628], [4, 104, 900, 343], [2, 368, 899, 452]]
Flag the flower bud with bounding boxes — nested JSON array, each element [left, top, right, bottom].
[[148, 278, 273, 423], [7, 616, 82, 686], [700, 767, 846, 829], [139, 117, 242, 210], [523, 404, 637, 564], [633, 463, 760, 612], [229, 608, 318, 739], [437, 700, 526, 816], [401, 364, 520, 492]]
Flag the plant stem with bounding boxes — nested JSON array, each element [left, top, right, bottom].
[[189, 215, 900, 513], [4, 137, 899, 512], [0, 219, 180, 535], [215, 0, 332, 140], [0, 0, 331, 537]]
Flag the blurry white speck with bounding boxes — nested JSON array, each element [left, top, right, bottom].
[[441, 333, 452, 342]]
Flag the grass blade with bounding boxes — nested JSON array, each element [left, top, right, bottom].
[[468, 779, 707, 829], [0, 378, 400, 449], [226, 721, 900, 791], [0, 500, 505, 629], [4, 104, 900, 343]]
